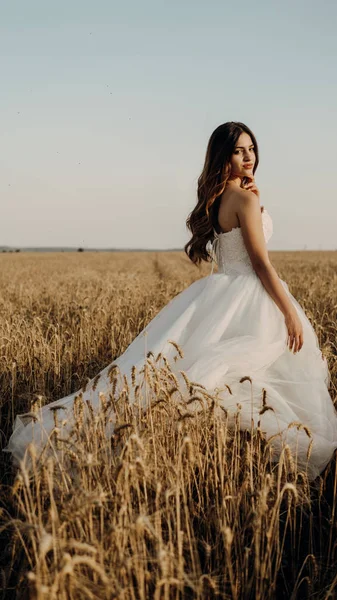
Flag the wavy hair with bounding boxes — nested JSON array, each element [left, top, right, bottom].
[[184, 121, 259, 267]]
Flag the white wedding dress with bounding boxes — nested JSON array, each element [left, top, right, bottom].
[[4, 207, 337, 481]]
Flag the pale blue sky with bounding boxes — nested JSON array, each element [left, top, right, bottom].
[[1, 0, 336, 250]]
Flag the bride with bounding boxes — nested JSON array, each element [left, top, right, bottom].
[[4, 121, 337, 481]]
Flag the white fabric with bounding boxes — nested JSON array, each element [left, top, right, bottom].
[[4, 207, 337, 481]]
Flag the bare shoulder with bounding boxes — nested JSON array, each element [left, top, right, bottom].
[[224, 186, 249, 206], [236, 191, 271, 270], [236, 189, 261, 214], [219, 187, 251, 219], [222, 187, 256, 214]]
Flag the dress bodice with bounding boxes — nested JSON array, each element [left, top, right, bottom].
[[210, 207, 273, 275]]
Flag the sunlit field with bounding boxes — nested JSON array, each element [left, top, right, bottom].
[[1, 249, 337, 600]]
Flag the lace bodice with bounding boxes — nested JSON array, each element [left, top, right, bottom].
[[210, 207, 273, 275]]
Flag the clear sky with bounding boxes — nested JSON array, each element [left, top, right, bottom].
[[1, 0, 336, 251]]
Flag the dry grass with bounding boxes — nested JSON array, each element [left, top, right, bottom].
[[1, 249, 337, 600]]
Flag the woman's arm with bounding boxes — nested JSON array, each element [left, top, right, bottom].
[[237, 192, 296, 319]]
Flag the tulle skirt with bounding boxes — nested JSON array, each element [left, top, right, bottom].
[[4, 271, 337, 481]]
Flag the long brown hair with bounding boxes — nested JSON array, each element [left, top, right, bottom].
[[184, 121, 259, 267]]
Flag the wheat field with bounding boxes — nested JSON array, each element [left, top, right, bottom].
[[1, 249, 337, 600]]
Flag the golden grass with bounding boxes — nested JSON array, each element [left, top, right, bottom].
[[1, 249, 337, 599]]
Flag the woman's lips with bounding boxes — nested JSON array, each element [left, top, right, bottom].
[[243, 164, 253, 168]]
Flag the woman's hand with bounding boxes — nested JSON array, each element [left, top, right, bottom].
[[241, 175, 260, 200], [284, 310, 304, 353]]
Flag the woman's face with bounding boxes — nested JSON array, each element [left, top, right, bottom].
[[229, 132, 256, 180]]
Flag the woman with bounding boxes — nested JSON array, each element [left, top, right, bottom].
[[4, 121, 337, 481]]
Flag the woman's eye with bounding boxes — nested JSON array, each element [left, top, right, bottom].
[[234, 148, 254, 155]]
